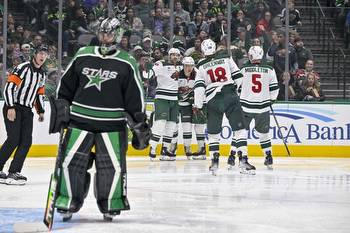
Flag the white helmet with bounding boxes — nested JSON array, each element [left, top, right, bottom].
[[168, 48, 181, 56], [201, 39, 216, 56], [248, 46, 264, 62], [182, 56, 195, 66]]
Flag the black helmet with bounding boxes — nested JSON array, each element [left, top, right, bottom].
[[34, 44, 48, 54]]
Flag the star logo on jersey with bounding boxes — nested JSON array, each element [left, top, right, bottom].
[[84, 73, 109, 91], [82, 67, 119, 91]]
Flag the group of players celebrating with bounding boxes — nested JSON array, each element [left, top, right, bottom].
[[149, 39, 279, 175], [7, 16, 279, 224]]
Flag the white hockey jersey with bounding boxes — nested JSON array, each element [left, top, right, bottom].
[[239, 63, 279, 113], [151, 60, 182, 101], [194, 53, 242, 108]]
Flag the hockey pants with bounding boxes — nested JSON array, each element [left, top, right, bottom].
[[55, 127, 130, 214]]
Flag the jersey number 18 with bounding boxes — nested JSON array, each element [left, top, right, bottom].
[[207, 67, 228, 83]]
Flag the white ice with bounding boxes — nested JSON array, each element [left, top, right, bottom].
[[0, 157, 350, 233]]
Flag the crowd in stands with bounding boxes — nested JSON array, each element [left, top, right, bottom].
[[0, 0, 328, 101]]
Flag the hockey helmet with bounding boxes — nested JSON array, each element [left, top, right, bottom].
[[201, 39, 216, 56], [182, 56, 195, 66], [248, 46, 264, 62], [34, 44, 48, 54], [168, 48, 181, 56]]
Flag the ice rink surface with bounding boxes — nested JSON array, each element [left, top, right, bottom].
[[0, 157, 350, 233]]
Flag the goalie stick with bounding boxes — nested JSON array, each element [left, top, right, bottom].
[[270, 105, 291, 157], [43, 127, 65, 230]]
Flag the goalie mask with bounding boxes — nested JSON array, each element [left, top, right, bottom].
[[98, 17, 120, 55], [201, 39, 216, 56], [248, 46, 264, 63]]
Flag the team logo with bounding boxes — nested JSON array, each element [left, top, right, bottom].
[[82, 67, 118, 91]]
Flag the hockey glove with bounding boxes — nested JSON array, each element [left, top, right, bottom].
[[125, 112, 151, 150], [48, 95, 70, 134]]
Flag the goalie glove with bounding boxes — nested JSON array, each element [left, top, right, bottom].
[[48, 95, 70, 134], [125, 112, 151, 150]]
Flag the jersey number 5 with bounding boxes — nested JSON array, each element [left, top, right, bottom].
[[252, 74, 262, 93], [207, 67, 228, 82]]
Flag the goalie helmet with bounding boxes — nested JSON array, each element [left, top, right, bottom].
[[98, 17, 120, 54], [201, 39, 216, 56], [182, 56, 195, 66], [248, 46, 264, 62]]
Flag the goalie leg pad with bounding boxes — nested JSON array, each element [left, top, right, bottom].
[[94, 131, 130, 214], [55, 127, 95, 213]]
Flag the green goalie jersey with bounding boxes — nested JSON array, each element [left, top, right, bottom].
[[57, 46, 145, 132]]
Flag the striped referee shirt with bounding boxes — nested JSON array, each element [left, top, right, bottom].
[[3, 61, 46, 113]]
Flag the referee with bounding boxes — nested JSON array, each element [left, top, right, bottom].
[[0, 44, 48, 185]]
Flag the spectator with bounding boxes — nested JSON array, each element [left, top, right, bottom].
[[114, 0, 128, 24], [187, 10, 209, 39], [21, 44, 31, 62], [268, 29, 298, 100], [62, 6, 89, 57], [174, 0, 191, 25], [119, 35, 130, 52], [142, 36, 153, 54], [132, 45, 144, 60], [198, 0, 209, 17], [184, 37, 203, 63], [133, 0, 152, 29], [281, 1, 302, 28], [151, 7, 169, 36], [209, 11, 225, 43], [209, 0, 225, 16], [248, 0, 269, 24], [174, 15, 188, 37], [294, 37, 313, 69], [92, 0, 108, 19], [124, 8, 143, 37], [231, 9, 253, 39], [297, 72, 325, 101], [256, 11, 274, 37]]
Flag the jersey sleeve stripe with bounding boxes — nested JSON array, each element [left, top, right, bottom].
[[7, 74, 22, 86], [269, 86, 279, 91], [232, 72, 243, 80]]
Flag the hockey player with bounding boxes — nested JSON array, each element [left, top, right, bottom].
[[53, 18, 149, 221], [148, 48, 182, 161], [229, 46, 279, 169], [194, 39, 256, 175], [171, 56, 206, 160]]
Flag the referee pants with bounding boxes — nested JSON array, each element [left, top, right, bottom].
[[0, 104, 33, 173]]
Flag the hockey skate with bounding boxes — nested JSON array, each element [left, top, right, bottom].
[[227, 151, 236, 170], [238, 153, 256, 175], [57, 209, 73, 222], [159, 148, 176, 161], [103, 210, 121, 222], [149, 151, 156, 161], [184, 146, 192, 160], [192, 147, 206, 160], [209, 152, 220, 176], [6, 172, 27, 185], [0, 171, 7, 184], [264, 151, 273, 170]]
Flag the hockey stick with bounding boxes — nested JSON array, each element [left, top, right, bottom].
[[270, 105, 291, 157], [43, 127, 65, 230]]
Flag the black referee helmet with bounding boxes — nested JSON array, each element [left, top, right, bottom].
[[34, 44, 49, 54]]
